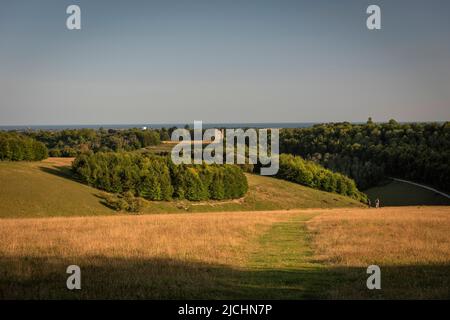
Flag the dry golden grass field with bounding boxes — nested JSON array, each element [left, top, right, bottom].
[[0, 207, 449, 299], [0, 211, 304, 299], [307, 206, 450, 299]]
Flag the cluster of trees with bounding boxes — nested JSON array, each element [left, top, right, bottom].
[[25, 128, 170, 157], [0, 132, 48, 161], [277, 154, 367, 202], [72, 152, 248, 201], [280, 120, 450, 191]]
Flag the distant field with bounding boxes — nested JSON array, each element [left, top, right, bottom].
[[365, 179, 450, 206], [0, 158, 363, 218], [140, 142, 175, 155], [0, 207, 449, 299]]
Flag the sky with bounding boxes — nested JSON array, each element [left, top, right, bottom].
[[0, 0, 449, 125]]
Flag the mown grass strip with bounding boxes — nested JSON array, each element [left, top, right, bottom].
[[232, 213, 332, 299]]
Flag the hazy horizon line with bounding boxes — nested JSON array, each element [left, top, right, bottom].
[[1, 119, 447, 129]]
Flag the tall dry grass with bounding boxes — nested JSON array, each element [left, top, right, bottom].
[[2, 206, 449, 299], [0, 211, 298, 266], [0, 211, 299, 299], [307, 206, 450, 299], [307, 206, 450, 266]]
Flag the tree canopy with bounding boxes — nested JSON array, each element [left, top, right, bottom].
[[280, 121, 450, 191], [72, 152, 248, 201], [0, 132, 48, 161], [277, 154, 367, 202], [24, 128, 166, 157]]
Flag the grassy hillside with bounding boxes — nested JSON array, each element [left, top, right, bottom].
[[0, 160, 113, 218], [0, 207, 449, 299], [0, 159, 363, 218], [365, 179, 450, 206]]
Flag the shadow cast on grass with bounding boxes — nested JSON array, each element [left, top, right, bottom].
[[39, 166, 115, 210], [92, 193, 121, 211], [38, 165, 79, 182], [0, 256, 449, 300]]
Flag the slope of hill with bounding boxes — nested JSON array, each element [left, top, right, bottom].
[[0, 160, 113, 218], [0, 158, 363, 218]]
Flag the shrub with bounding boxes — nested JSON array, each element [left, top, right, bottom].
[[101, 192, 144, 213]]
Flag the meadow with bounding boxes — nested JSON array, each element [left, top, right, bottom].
[[0, 207, 449, 299], [307, 207, 450, 299], [0, 159, 449, 299]]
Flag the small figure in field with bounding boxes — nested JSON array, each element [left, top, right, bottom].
[[375, 198, 380, 208], [367, 199, 371, 208]]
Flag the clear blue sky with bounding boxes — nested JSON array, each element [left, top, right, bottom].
[[0, 0, 449, 125]]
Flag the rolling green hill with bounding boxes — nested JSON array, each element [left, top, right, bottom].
[[0, 160, 113, 218], [0, 159, 363, 218]]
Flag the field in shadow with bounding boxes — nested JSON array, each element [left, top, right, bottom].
[[0, 256, 326, 299], [38, 165, 76, 181], [0, 256, 449, 299]]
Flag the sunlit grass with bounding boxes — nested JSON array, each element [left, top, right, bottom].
[[307, 206, 450, 299]]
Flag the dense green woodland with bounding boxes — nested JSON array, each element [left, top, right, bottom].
[[277, 154, 367, 202], [2, 120, 448, 200], [72, 152, 248, 201], [280, 120, 450, 191], [0, 132, 48, 161], [24, 128, 169, 156]]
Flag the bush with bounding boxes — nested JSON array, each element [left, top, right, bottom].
[[102, 192, 144, 213], [49, 149, 62, 157]]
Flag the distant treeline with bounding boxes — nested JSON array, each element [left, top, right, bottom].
[[0, 132, 48, 161], [280, 119, 450, 191], [278, 154, 367, 202], [72, 152, 248, 201], [24, 128, 173, 157]]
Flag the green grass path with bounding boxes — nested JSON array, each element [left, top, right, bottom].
[[216, 213, 333, 299]]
